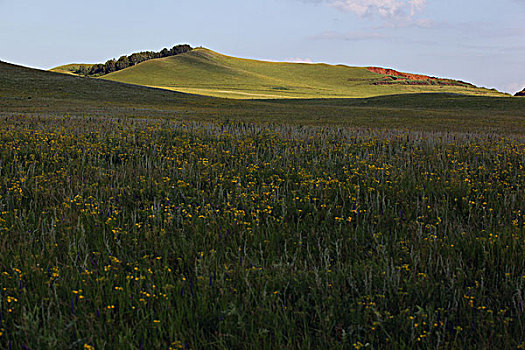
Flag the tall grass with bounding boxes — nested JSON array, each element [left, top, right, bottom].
[[0, 115, 523, 349]]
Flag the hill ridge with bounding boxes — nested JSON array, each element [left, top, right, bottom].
[[96, 48, 506, 99], [51, 44, 192, 76]]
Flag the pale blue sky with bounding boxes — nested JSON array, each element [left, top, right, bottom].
[[1, 0, 524, 93]]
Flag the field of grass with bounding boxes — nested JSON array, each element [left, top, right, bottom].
[[1, 58, 525, 348], [100, 48, 507, 99], [2, 61, 525, 134], [0, 115, 523, 349]]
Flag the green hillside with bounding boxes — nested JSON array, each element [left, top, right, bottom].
[[101, 48, 507, 99], [0, 60, 205, 116], [50, 63, 95, 76], [3, 60, 525, 133]]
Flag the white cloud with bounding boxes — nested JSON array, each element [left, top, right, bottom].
[[325, 0, 426, 19], [286, 57, 315, 63]]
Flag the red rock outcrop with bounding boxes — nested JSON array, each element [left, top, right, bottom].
[[367, 67, 433, 81], [366, 67, 473, 87]]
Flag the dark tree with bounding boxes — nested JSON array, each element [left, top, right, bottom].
[[129, 53, 143, 66], [115, 56, 130, 70], [73, 66, 90, 76], [89, 64, 105, 76], [105, 59, 117, 73]]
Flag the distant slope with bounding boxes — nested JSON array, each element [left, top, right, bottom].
[[101, 48, 507, 99], [0, 60, 203, 116], [516, 88, 525, 97], [50, 63, 94, 76]]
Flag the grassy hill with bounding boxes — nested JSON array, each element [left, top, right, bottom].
[[2, 60, 525, 133], [50, 63, 95, 76], [100, 48, 507, 99], [0, 60, 207, 117]]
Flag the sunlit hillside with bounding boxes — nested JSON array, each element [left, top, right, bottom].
[[100, 48, 507, 99]]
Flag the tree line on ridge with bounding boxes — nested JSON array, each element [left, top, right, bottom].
[[74, 44, 193, 76]]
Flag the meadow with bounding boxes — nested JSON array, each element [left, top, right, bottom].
[[0, 115, 523, 349]]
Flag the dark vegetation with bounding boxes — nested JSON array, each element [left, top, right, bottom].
[[73, 44, 192, 77]]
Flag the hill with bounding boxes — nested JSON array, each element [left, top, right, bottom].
[[50, 63, 95, 76], [515, 88, 525, 97], [0, 60, 205, 116], [100, 48, 507, 99], [2, 60, 525, 133]]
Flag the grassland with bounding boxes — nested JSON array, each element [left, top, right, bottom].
[[0, 59, 524, 349], [50, 64, 95, 76], [0, 115, 524, 349], [2, 61, 525, 133], [100, 48, 507, 99]]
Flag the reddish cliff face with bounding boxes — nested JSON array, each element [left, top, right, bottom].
[[366, 67, 433, 81], [366, 67, 473, 87], [515, 89, 525, 97]]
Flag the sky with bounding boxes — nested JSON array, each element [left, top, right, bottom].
[[1, 0, 524, 94]]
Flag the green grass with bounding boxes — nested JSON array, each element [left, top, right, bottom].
[[50, 63, 95, 76], [0, 116, 523, 349], [100, 48, 507, 99], [1, 57, 525, 349], [2, 61, 525, 133]]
